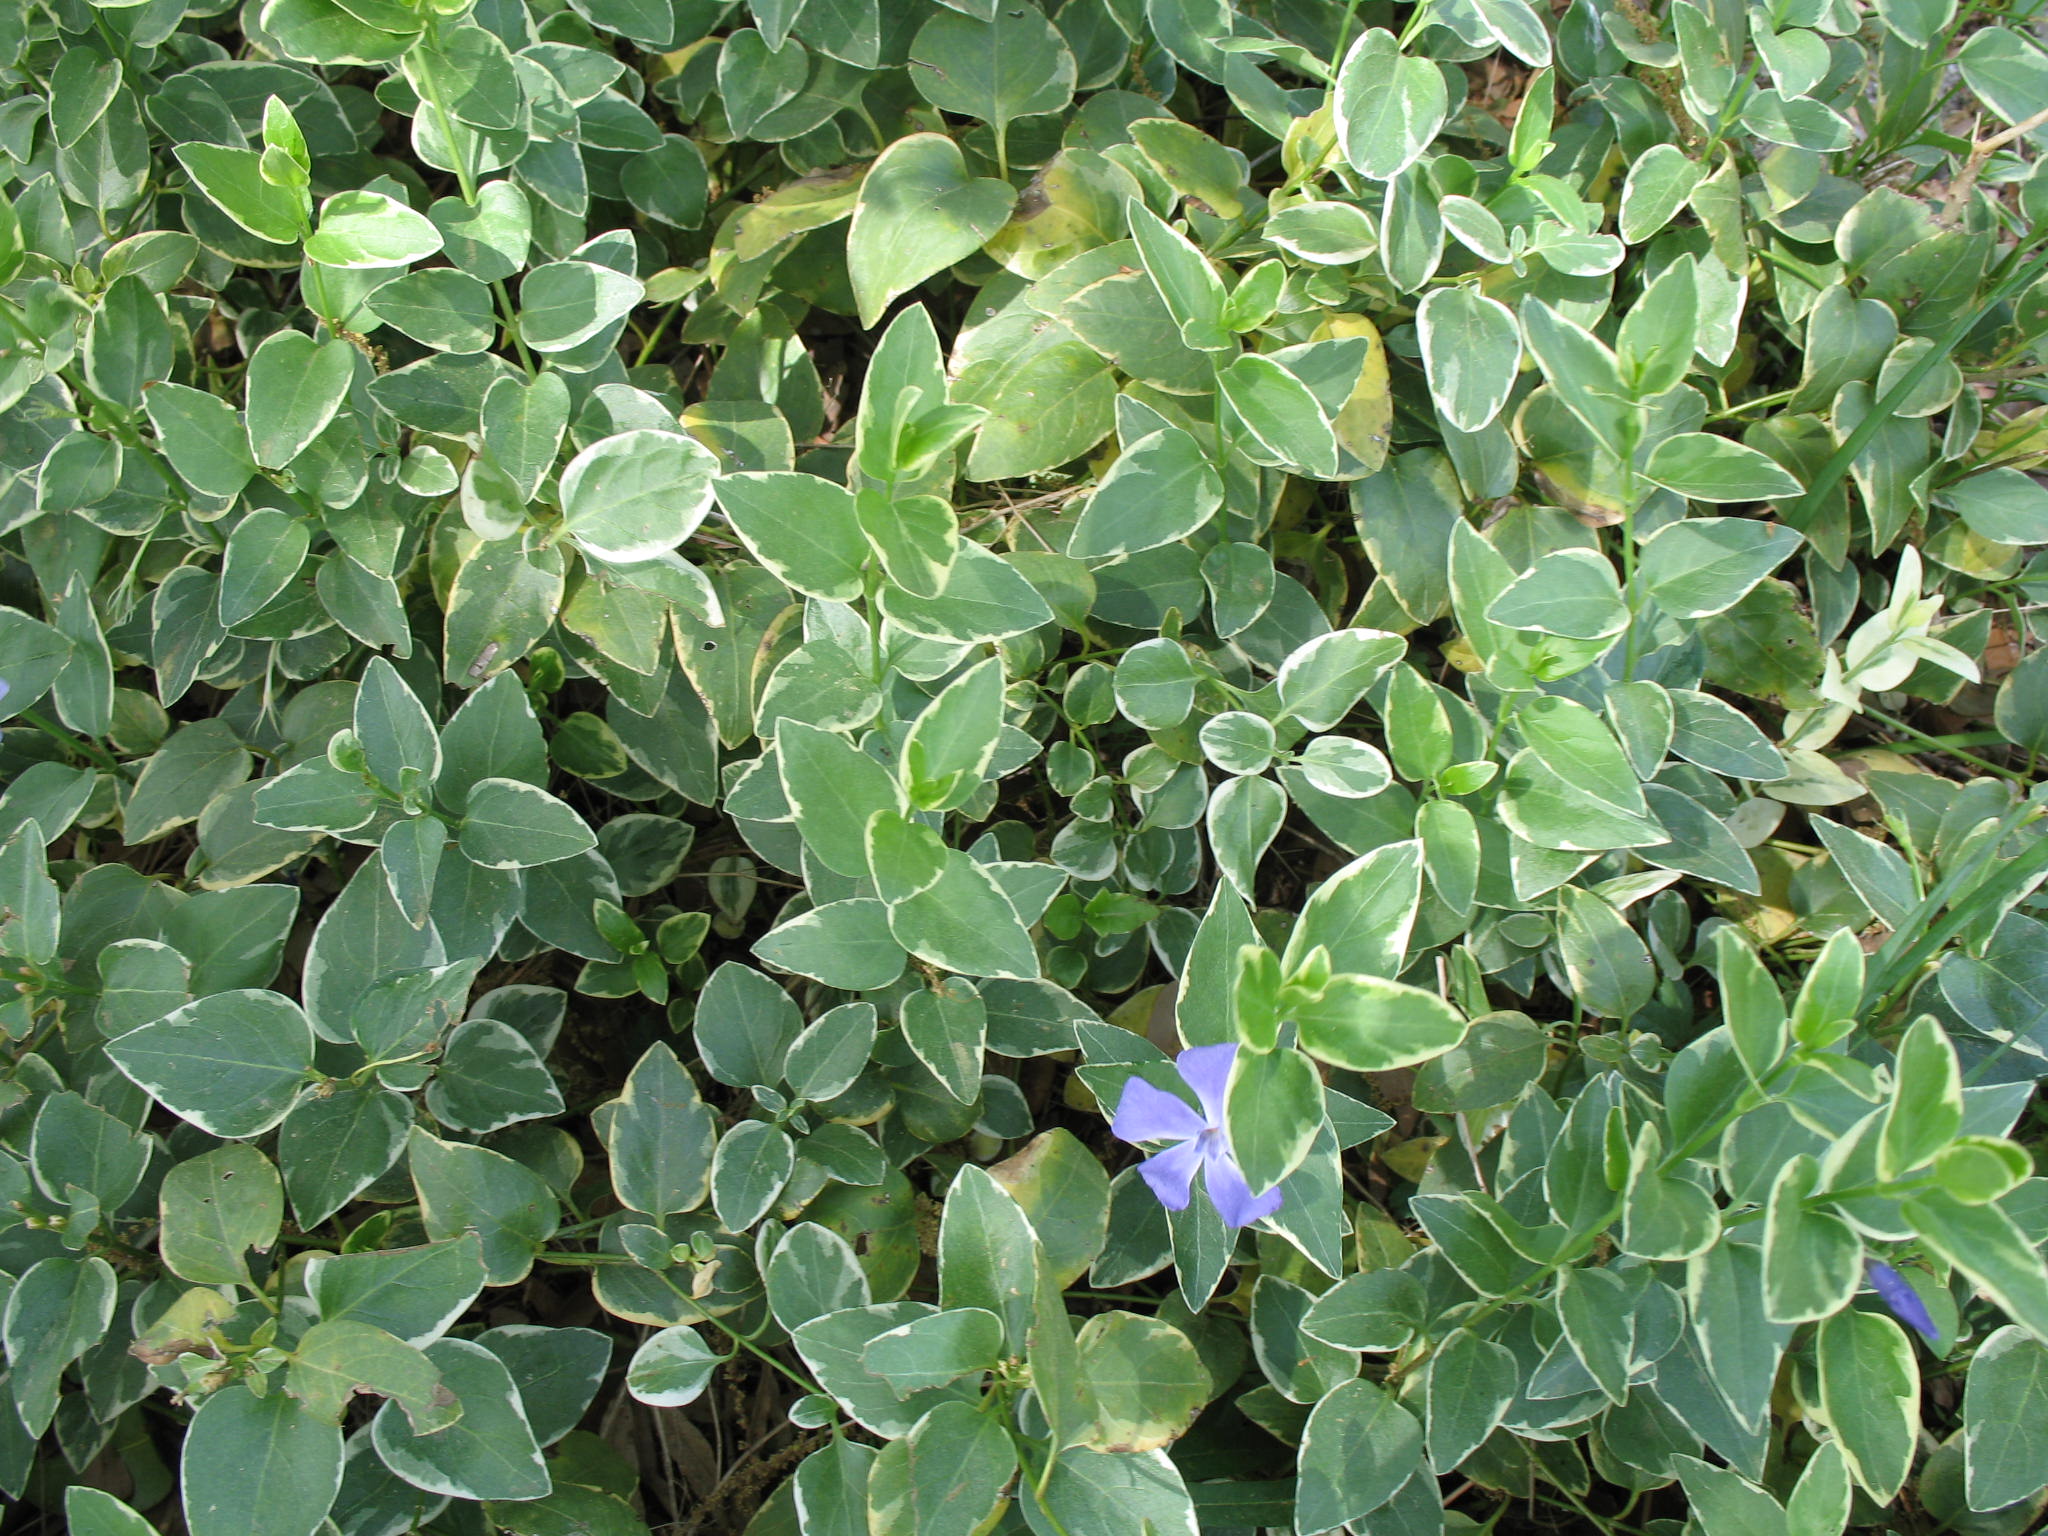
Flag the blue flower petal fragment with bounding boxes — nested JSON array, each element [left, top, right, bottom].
[[1111, 1042, 1284, 1229], [1864, 1259, 1940, 1345]]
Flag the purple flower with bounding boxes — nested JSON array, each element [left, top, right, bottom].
[[1865, 1259, 1940, 1345], [1111, 1043, 1284, 1229]]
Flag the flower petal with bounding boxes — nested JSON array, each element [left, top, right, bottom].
[[1136, 1137, 1202, 1211], [1203, 1139, 1284, 1229], [1175, 1042, 1238, 1126], [1865, 1259, 1940, 1345], [1113, 1076, 1206, 1145]]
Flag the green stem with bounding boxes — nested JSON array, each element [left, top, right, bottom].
[[15, 707, 119, 771], [493, 279, 537, 377], [1618, 414, 1647, 679], [414, 20, 481, 207], [633, 299, 685, 368], [1857, 703, 2025, 782]]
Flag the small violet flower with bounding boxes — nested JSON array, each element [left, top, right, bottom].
[[1112, 1042, 1283, 1230], [1865, 1259, 1940, 1345]]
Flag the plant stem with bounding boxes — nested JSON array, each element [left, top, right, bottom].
[[16, 707, 119, 771], [1857, 703, 2025, 781]]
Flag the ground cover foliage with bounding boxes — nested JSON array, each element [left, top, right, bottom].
[[9, 0, 2048, 1530]]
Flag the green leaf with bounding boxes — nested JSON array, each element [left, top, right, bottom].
[[902, 977, 987, 1103], [1901, 1189, 2048, 1345], [402, 22, 523, 132], [783, 1002, 879, 1104], [939, 1163, 1043, 1351], [1645, 433, 1805, 502], [220, 506, 312, 627], [1224, 1045, 1322, 1194], [1126, 203, 1231, 353], [777, 720, 905, 880], [861, 1307, 1005, 1392], [696, 962, 805, 1090], [431, 181, 532, 281], [31, 1089, 146, 1217], [244, 328, 356, 470], [1963, 1325, 2048, 1510], [286, 1320, 452, 1430], [866, 1399, 1015, 1536], [1028, 1448, 1200, 1536], [887, 848, 1040, 981], [1278, 628, 1404, 731], [305, 189, 442, 268], [1672, 1458, 1788, 1536], [627, 1326, 720, 1407], [980, 1128, 1108, 1291], [125, 718, 251, 844], [1333, 29, 1449, 181], [847, 134, 1015, 328], [878, 543, 1054, 644], [1281, 840, 1421, 980], [370, 1337, 549, 1500], [145, 383, 257, 500], [1219, 352, 1339, 478], [1880, 1014, 1963, 1179], [365, 267, 495, 353], [64, 1490, 157, 1536], [1067, 427, 1223, 560], [1423, 1327, 1518, 1473], [1519, 299, 1632, 453], [2, 1257, 116, 1437], [1639, 516, 1804, 618], [755, 901, 907, 992], [457, 777, 597, 868], [279, 1083, 411, 1228], [1293, 973, 1468, 1072], [712, 1118, 796, 1230], [1620, 142, 1705, 243], [1488, 547, 1628, 639], [174, 142, 306, 244], [107, 988, 313, 1137], [1073, 1312, 1210, 1453], [1416, 286, 1520, 432], [1207, 772, 1286, 900], [1714, 927, 1788, 1087], [1817, 1308, 1918, 1501], [408, 1128, 559, 1285], [904, 658, 1005, 810], [181, 1386, 342, 1536], [559, 429, 719, 562], [1556, 885, 1657, 1018], [424, 1018, 565, 1133], [594, 1042, 716, 1217], [160, 1143, 282, 1286], [716, 472, 868, 602], [519, 260, 643, 352], [1945, 465, 2048, 544], [856, 491, 957, 599], [906, 5, 1075, 130], [1517, 694, 1649, 817], [84, 274, 171, 409], [1763, 1155, 1862, 1323], [303, 1234, 487, 1345], [1295, 1377, 1426, 1536]]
